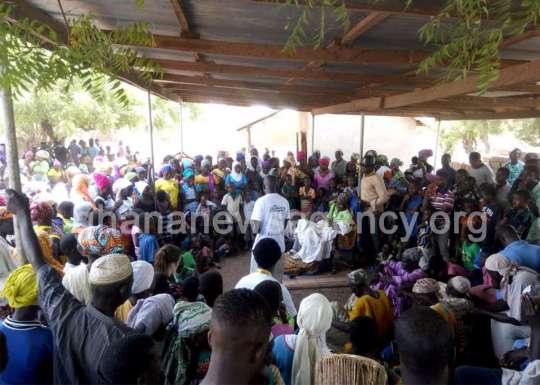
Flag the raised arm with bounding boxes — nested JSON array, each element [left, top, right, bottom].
[[6, 189, 46, 270]]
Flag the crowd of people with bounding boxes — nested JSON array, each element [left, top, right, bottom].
[[0, 138, 538, 385]]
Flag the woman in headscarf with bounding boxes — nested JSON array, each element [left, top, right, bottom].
[[0, 264, 53, 385], [72, 201, 93, 234], [182, 169, 198, 214], [156, 165, 180, 210], [62, 225, 124, 305], [475, 254, 539, 359], [272, 293, 332, 385], [225, 162, 247, 193], [313, 157, 335, 190], [93, 172, 114, 210], [373, 247, 427, 317], [333, 269, 393, 345], [410, 278, 456, 333], [47, 160, 64, 185], [161, 301, 212, 385], [31, 201, 64, 275], [194, 161, 217, 200], [31, 150, 50, 182], [133, 181, 155, 213], [112, 177, 134, 217], [70, 174, 95, 208]]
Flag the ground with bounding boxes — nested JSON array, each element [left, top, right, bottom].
[[219, 251, 351, 307]]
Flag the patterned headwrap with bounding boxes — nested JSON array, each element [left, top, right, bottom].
[[376, 154, 389, 166], [412, 278, 440, 294], [418, 149, 433, 159], [30, 201, 53, 223], [124, 172, 137, 182], [319, 157, 330, 167], [390, 158, 403, 168], [160, 165, 173, 177], [347, 269, 369, 286], [448, 276, 471, 295], [2, 264, 38, 308], [183, 168, 194, 179], [162, 301, 212, 385], [94, 173, 112, 191], [77, 225, 125, 257], [236, 152, 245, 162]]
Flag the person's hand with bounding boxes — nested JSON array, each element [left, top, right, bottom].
[[523, 292, 540, 325], [501, 348, 529, 370], [6, 189, 30, 216]]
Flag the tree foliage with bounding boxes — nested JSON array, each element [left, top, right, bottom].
[[0, 2, 162, 105], [277, 0, 540, 93], [6, 80, 202, 149]]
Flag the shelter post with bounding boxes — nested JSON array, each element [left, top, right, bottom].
[[433, 118, 441, 170], [357, 114, 365, 192], [0, 80, 26, 263], [310, 112, 315, 155], [147, 91, 156, 188], [179, 101, 184, 154]]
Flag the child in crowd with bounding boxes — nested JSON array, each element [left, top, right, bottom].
[[501, 189, 535, 238], [57, 201, 74, 234], [281, 174, 298, 211], [221, 183, 244, 250], [478, 183, 503, 254], [138, 216, 160, 263], [243, 191, 256, 250], [254, 280, 293, 338], [60, 233, 83, 271], [315, 187, 329, 213], [195, 193, 217, 233], [299, 176, 316, 216]]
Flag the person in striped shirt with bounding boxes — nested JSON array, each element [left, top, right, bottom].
[[424, 170, 455, 261]]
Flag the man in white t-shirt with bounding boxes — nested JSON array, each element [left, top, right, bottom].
[[236, 238, 297, 316], [250, 175, 290, 282]]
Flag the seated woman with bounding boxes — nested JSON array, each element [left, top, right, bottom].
[[328, 193, 356, 268], [161, 301, 212, 385], [332, 269, 393, 351], [373, 246, 427, 317], [410, 278, 456, 335], [272, 293, 333, 385]]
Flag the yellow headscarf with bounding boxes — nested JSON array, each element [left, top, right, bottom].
[[2, 264, 38, 308]]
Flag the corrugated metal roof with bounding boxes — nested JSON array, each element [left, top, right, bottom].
[[20, 0, 540, 118]]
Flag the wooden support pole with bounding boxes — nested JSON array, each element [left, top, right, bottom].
[[357, 114, 365, 192], [0, 80, 26, 263]]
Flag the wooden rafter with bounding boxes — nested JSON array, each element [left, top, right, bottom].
[[246, 0, 443, 17], [340, 12, 389, 46], [313, 60, 540, 115], [154, 59, 434, 85], [169, 0, 190, 35], [150, 34, 427, 65], [501, 29, 540, 49]]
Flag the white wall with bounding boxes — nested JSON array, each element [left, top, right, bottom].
[[313, 114, 439, 164]]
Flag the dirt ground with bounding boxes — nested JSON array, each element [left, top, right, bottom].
[[219, 251, 351, 307]]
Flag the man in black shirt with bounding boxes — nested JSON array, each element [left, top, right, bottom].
[[7, 189, 134, 384]]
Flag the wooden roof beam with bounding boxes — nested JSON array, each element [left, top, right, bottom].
[[169, 0, 190, 36], [313, 60, 540, 114], [340, 12, 389, 46], [150, 34, 427, 65], [154, 58, 435, 87], [246, 0, 443, 17]]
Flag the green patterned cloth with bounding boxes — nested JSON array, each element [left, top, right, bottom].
[[161, 301, 212, 385]]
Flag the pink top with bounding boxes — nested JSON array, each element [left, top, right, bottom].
[[314, 170, 335, 189]]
